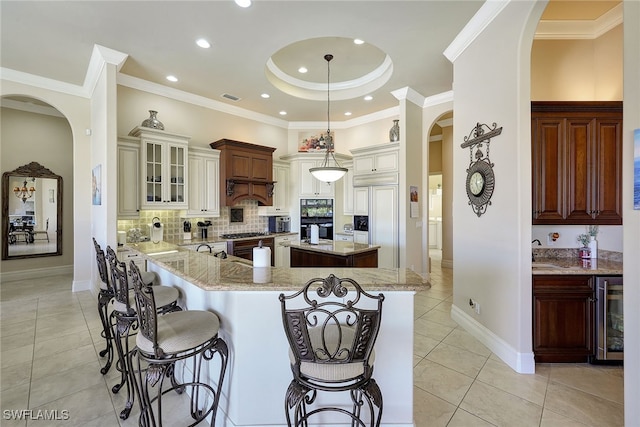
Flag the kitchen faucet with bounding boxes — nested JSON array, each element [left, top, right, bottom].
[[196, 243, 212, 253], [531, 239, 541, 262]]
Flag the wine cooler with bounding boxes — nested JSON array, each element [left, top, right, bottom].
[[595, 276, 623, 361]]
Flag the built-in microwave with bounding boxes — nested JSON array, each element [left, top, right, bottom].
[[354, 215, 369, 232]]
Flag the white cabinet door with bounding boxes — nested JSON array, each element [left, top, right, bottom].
[[352, 143, 399, 176], [342, 163, 354, 215], [371, 185, 398, 268], [299, 159, 334, 198], [117, 140, 140, 218], [353, 231, 369, 244], [132, 127, 190, 210], [187, 150, 220, 217], [259, 162, 290, 215], [354, 187, 369, 215], [274, 234, 298, 267]]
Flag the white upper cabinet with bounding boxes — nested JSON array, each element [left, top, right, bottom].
[[258, 161, 290, 216], [298, 158, 335, 198], [342, 161, 354, 215], [186, 148, 220, 217], [117, 137, 140, 218], [130, 127, 190, 210]]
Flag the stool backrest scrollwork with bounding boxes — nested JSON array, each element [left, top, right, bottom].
[[106, 246, 135, 315], [279, 274, 384, 387], [92, 238, 111, 292], [129, 261, 161, 357]]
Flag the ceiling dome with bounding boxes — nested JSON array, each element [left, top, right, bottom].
[[265, 37, 393, 101]]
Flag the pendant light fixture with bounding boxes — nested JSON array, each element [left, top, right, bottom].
[[13, 178, 36, 203], [309, 54, 348, 183]]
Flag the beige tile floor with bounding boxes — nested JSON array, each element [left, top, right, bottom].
[[0, 255, 624, 426]]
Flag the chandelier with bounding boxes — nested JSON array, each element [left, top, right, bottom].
[[309, 54, 348, 183], [14, 179, 36, 203]]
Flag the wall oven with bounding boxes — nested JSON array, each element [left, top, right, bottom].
[[300, 199, 333, 240], [595, 276, 623, 361]]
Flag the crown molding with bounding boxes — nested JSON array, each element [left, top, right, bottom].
[[0, 98, 65, 117], [444, 0, 509, 63], [84, 45, 128, 96], [391, 86, 425, 107], [117, 73, 289, 129], [437, 118, 453, 128], [534, 3, 623, 40], [0, 67, 89, 98], [423, 90, 454, 108]]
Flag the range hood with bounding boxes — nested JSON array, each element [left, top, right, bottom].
[[210, 139, 276, 206]]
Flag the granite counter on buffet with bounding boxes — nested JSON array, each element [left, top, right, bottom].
[[127, 241, 428, 427]]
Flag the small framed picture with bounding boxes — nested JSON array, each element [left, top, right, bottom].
[[230, 208, 244, 223], [92, 164, 101, 205]]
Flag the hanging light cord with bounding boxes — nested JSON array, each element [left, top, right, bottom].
[[325, 53, 333, 146]]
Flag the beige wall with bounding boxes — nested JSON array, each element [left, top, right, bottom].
[[0, 106, 74, 273], [531, 25, 623, 101]]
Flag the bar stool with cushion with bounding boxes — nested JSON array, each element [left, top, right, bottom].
[[106, 246, 181, 420], [93, 237, 157, 375], [129, 262, 229, 427], [279, 274, 385, 427]]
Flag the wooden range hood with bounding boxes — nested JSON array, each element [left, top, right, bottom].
[[210, 139, 276, 206]]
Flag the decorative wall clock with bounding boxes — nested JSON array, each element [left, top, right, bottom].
[[460, 122, 502, 217]]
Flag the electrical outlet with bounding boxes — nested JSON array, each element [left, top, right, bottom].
[[475, 302, 481, 314]]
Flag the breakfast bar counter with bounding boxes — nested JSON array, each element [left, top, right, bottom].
[[128, 241, 427, 426]]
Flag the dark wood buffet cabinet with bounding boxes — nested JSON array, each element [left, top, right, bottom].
[[531, 101, 622, 225], [532, 275, 595, 363]]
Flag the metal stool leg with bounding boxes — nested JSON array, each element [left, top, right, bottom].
[[98, 289, 114, 375]]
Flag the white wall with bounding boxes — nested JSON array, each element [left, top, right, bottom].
[[622, 1, 640, 422], [450, 1, 546, 373]]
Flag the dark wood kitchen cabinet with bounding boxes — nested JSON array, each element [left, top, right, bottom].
[[226, 237, 275, 266], [533, 275, 595, 363], [210, 139, 276, 206], [531, 102, 622, 225]]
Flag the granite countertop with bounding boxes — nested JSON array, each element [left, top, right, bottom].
[[532, 257, 623, 275], [126, 241, 428, 292], [167, 232, 299, 246], [281, 239, 380, 256]]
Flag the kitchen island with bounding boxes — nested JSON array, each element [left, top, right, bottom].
[[129, 241, 427, 426], [285, 239, 380, 267]]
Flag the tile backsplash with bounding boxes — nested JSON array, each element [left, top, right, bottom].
[[117, 200, 268, 242]]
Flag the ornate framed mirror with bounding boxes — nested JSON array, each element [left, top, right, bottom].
[[2, 162, 63, 260]]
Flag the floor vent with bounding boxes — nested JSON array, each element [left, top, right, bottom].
[[221, 93, 241, 102]]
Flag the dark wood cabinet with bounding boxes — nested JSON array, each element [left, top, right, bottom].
[[227, 237, 275, 266], [531, 102, 622, 225], [290, 247, 378, 268], [210, 139, 276, 206], [533, 275, 595, 363]]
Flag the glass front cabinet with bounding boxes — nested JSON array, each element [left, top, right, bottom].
[[130, 127, 190, 210]]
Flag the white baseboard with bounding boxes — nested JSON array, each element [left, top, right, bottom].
[[72, 279, 93, 293], [451, 304, 535, 374], [0, 265, 73, 282]]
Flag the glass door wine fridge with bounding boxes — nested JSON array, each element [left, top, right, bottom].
[[595, 276, 623, 361]]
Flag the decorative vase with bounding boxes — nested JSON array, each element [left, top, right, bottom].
[[389, 119, 400, 142], [589, 236, 598, 259], [579, 247, 590, 259], [141, 110, 164, 130]]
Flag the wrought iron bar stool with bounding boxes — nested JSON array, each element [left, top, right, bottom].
[[279, 274, 385, 426], [106, 246, 181, 420], [92, 238, 157, 375], [129, 262, 229, 427]]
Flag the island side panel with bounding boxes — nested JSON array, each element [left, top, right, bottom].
[[148, 261, 415, 426]]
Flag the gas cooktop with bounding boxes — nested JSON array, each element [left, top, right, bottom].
[[220, 232, 270, 239]]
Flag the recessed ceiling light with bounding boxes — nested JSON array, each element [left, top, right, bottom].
[[234, 0, 251, 8], [261, 93, 270, 99], [354, 39, 365, 45], [166, 75, 178, 82], [196, 39, 211, 49], [279, 111, 287, 116], [298, 67, 308, 74], [364, 95, 373, 101], [344, 112, 352, 116]]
